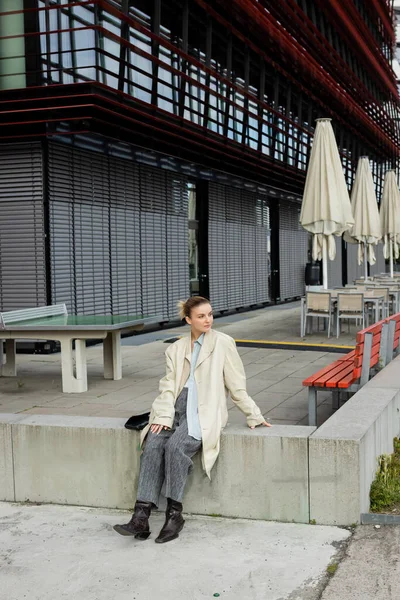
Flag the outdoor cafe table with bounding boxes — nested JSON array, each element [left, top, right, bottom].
[[301, 290, 384, 337], [0, 314, 160, 393], [353, 282, 400, 314]]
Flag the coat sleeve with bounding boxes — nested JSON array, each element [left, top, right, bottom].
[[150, 347, 176, 429], [223, 337, 265, 427]]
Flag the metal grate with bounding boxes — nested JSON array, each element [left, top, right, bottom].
[[48, 143, 189, 319], [0, 143, 46, 310], [279, 200, 308, 300], [369, 243, 386, 277], [109, 156, 142, 315], [208, 182, 270, 310], [326, 237, 343, 288], [346, 242, 364, 284], [166, 173, 189, 317]]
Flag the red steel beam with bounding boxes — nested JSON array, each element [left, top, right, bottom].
[[0, 85, 308, 184], [314, 0, 397, 96], [258, 0, 397, 141], [369, 0, 395, 40], [216, 0, 399, 155]]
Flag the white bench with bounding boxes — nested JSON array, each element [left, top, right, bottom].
[[0, 304, 159, 393]]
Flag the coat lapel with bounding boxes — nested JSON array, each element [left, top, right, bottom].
[[183, 329, 216, 370], [184, 333, 192, 364], [195, 329, 216, 369]]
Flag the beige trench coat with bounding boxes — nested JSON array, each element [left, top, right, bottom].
[[140, 328, 265, 478]]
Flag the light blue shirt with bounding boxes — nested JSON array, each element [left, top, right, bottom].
[[184, 333, 204, 440]]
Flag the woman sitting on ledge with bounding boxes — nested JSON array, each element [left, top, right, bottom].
[[113, 296, 271, 543]]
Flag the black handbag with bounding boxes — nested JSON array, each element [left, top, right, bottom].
[[124, 412, 150, 431]]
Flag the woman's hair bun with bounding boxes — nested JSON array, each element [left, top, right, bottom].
[[177, 296, 210, 320], [176, 300, 186, 320]]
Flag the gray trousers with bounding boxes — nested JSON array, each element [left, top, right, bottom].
[[136, 388, 202, 506]]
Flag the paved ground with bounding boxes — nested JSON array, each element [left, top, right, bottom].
[[321, 525, 400, 600], [0, 502, 351, 600], [0, 302, 356, 426]]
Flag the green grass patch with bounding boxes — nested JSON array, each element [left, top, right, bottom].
[[370, 438, 400, 514], [326, 563, 338, 576]]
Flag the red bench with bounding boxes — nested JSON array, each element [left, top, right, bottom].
[[303, 313, 400, 426]]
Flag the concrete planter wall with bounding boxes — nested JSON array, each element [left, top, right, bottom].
[[308, 357, 400, 525], [2, 355, 400, 525], [0, 416, 314, 524]]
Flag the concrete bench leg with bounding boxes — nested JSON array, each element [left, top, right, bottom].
[[103, 331, 122, 380], [60, 337, 88, 393], [2, 339, 16, 376], [308, 388, 317, 426]]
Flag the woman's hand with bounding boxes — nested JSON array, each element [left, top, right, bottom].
[[150, 424, 171, 435], [249, 420, 272, 429]]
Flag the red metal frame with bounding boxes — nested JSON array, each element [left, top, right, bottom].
[[210, 0, 399, 155], [0, 0, 398, 179]]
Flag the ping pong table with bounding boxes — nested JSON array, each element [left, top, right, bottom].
[[0, 304, 162, 393]]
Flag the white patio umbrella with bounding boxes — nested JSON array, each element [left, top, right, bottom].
[[343, 156, 381, 281], [300, 118, 354, 289], [380, 170, 400, 278]]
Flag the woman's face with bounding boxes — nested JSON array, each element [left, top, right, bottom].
[[186, 302, 213, 336]]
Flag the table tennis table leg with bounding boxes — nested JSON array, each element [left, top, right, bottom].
[[60, 336, 88, 393], [75, 339, 87, 390], [2, 340, 16, 377], [103, 331, 122, 380]]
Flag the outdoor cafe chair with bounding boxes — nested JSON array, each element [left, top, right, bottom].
[[336, 293, 365, 338], [366, 287, 389, 317], [303, 291, 333, 338]]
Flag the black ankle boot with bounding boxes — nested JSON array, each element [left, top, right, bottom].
[[113, 501, 152, 539], [155, 498, 185, 544]]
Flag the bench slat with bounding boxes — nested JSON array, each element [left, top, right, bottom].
[[313, 360, 355, 387], [326, 364, 355, 388], [338, 371, 358, 388], [303, 359, 350, 386]]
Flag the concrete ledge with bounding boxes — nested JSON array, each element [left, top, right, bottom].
[[361, 513, 400, 524], [185, 426, 314, 522], [0, 415, 315, 523], [0, 414, 26, 501], [309, 356, 400, 525], [10, 415, 141, 509]]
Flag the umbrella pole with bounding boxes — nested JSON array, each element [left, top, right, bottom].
[[322, 236, 328, 289], [390, 241, 394, 278], [364, 244, 368, 281]]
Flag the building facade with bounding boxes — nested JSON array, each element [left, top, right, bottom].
[[0, 0, 398, 319]]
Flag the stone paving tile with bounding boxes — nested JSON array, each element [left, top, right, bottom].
[[246, 379, 277, 396], [249, 369, 292, 384], [265, 405, 309, 421], [44, 396, 100, 408], [262, 363, 309, 376], [266, 378, 305, 394], [22, 405, 108, 416], [116, 390, 160, 410], [90, 408, 133, 418], [287, 364, 331, 379], [281, 388, 331, 407], [251, 390, 293, 404], [226, 410, 249, 425]]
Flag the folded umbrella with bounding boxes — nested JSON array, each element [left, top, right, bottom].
[[343, 157, 381, 281], [380, 170, 400, 278], [300, 118, 354, 288]]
